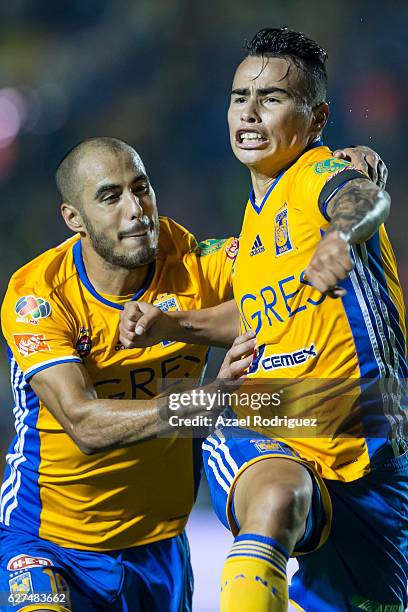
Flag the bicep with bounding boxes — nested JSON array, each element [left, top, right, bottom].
[[29, 362, 97, 436], [325, 178, 383, 220]]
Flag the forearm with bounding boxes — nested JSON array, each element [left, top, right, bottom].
[[71, 383, 221, 453], [167, 300, 240, 348], [326, 178, 390, 244], [71, 395, 170, 453]]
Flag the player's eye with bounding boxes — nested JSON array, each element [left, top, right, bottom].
[[133, 183, 149, 194], [264, 96, 279, 104], [232, 96, 246, 104], [102, 193, 120, 203]]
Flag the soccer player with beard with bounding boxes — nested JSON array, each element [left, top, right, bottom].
[[119, 30, 407, 612], [0, 137, 240, 611]]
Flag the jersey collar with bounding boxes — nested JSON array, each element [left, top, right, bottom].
[[249, 138, 324, 215], [72, 240, 155, 311]]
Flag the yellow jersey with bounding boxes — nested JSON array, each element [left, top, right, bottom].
[[233, 142, 407, 482], [1, 217, 237, 550]]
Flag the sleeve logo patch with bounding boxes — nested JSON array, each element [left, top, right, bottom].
[[13, 334, 50, 356], [75, 327, 92, 358], [195, 238, 228, 256], [274, 207, 293, 256], [225, 237, 239, 260], [312, 158, 350, 174], [15, 295, 52, 325]]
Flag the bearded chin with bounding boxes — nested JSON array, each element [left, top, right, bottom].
[[94, 242, 158, 269], [84, 218, 159, 269]]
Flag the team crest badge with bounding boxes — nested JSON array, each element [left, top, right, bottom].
[[153, 294, 181, 347], [9, 571, 33, 597], [251, 439, 284, 453], [274, 207, 293, 256]]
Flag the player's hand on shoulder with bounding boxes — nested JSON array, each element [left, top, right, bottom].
[[218, 331, 257, 380], [119, 301, 169, 348], [305, 231, 353, 299], [333, 145, 388, 189]]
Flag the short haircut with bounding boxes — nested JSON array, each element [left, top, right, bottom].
[[244, 27, 328, 106], [55, 137, 134, 206]]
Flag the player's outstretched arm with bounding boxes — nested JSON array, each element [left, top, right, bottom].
[[305, 179, 390, 297], [119, 299, 240, 349], [29, 360, 245, 454]]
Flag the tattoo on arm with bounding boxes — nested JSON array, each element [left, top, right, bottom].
[[326, 178, 390, 244]]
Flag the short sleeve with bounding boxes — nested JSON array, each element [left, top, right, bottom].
[[193, 237, 238, 306], [294, 157, 371, 226], [1, 283, 82, 381]]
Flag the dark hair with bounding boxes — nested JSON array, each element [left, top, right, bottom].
[[245, 27, 328, 105]]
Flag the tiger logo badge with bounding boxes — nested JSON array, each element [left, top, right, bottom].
[[274, 207, 293, 256]]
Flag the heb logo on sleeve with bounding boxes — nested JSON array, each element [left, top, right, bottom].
[[7, 554, 54, 571], [13, 334, 50, 357]]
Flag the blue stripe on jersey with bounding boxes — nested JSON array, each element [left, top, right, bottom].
[[359, 233, 407, 379], [356, 237, 408, 428], [351, 255, 404, 440], [0, 351, 42, 535], [72, 240, 155, 310], [249, 170, 286, 215], [340, 268, 394, 460], [24, 356, 82, 381]]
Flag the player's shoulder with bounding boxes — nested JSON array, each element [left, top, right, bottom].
[[158, 216, 198, 258], [5, 234, 79, 300], [296, 144, 353, 177], [158, 216, 237, 263]]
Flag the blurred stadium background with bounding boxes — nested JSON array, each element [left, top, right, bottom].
[[0, 1, 406, 610]]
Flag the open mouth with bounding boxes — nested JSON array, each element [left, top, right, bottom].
[[236, 130, 268, 149]]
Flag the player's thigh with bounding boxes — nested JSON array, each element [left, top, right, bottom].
[[234, 456, 313, 529], [203, 429, 331, 553], [116, 533, 193, 612], [291, 452, 408, 610]]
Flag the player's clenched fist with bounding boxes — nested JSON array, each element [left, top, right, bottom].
[[119, 301, 172, 348], [218, 331, 257, 380], [304, 230, 354, 298]]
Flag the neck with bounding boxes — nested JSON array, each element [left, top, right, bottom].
[[81, 242, 150, 296], [250, 136, 321, 201]]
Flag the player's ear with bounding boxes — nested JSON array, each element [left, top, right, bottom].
[[311, 101, 329, 137], [60, 202, 86, 235]]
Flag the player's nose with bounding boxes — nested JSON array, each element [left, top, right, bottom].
[[241, 99, 260, 123], [124, 192, 143, 219]]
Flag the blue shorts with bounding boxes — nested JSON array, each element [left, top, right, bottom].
[[203, 426, 408, 611], [0, 529, 193, 612]]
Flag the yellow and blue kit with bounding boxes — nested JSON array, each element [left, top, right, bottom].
[[203, 141, 408, 610], [0, 217, 237, 610]]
